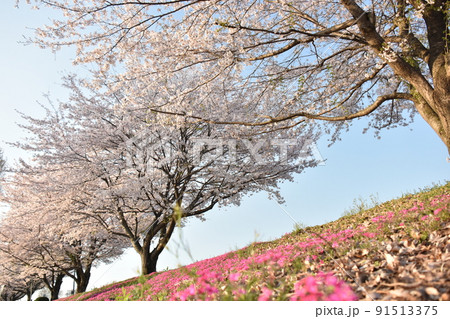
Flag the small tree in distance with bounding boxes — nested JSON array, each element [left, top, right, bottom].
[[0, 149, 5, 174]]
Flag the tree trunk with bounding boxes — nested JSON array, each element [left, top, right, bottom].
[[140, 250, 159, 275], [412, 7, 449, 153], [341, 0, 450, 154], [413, 57, 450, 155], [414, 97, 450, 154], [430, 53, 450, 154], [75, 266, 92, 294], [45, 273, 64, 301], [431, 98, 450, 155]]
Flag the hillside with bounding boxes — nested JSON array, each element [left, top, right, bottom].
[[59, 183, 450, 301]]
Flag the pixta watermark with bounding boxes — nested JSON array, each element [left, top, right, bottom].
[[122, 129, 325, 170]]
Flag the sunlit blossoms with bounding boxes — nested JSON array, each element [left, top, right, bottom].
[[18, 0, 450, 152]]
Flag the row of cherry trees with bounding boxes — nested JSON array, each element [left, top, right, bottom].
[[0, 74, 316, 299], [0, 154, 128, 300], [4, 0, 447, 300]]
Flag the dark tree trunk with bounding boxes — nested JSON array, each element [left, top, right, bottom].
[[75, 266, 92, 294], [140, 251, 159, 275], [414, 55, 450, 155], [136, 217, 177, 275], [44, 273, 65, 301], [51, 273, 64, 300], [430, 57, 450, 154]]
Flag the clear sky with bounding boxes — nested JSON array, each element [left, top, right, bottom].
[[1, 2, 449, 296]]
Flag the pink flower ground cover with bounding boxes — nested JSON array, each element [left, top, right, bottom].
[[67, 189, 448, 301]]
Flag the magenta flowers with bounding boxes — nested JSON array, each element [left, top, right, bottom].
[[290, 273, 357, 301], [60, 186, 448, 301]]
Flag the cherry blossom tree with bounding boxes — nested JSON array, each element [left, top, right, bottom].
[[0, 231, 65, 300], [0, 149, 5, 175], [13, 74, 316, 274], [0, 283, 27, 301], [0, 167, 128, 297], [18, 0, 449, 153], [0, 250, 62, 301], [0, 253, 43, 301], [0, 149, 5, 196], [0, 175, 67, 300]]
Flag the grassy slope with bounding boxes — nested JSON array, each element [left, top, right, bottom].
[[60, 183, 450, 301]]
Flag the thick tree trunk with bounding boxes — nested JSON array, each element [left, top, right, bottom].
[[45, 273, 64, 301], [140, 251, 159, 275], [75, 266, 92, 293], [430, 98, 450, 154], [415, 97, 450, 154], [414, 4, 449, 153], [414, 53, 450, 154], [431, 54, 450, 154], [342, 0, 450, 154], [138, 217, 177, 275]]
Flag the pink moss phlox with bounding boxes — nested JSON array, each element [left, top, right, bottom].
[[363, 232, 377, 238], [228, 273, 240, 282], [371, 211, 394, 223], [258, 286, 273, 301], [290, 273, 357, 301], [430, 194, 450, 206], [80, 192, 448, 301]]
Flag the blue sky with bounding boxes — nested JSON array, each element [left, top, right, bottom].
[[1, 2, 449, 294]]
